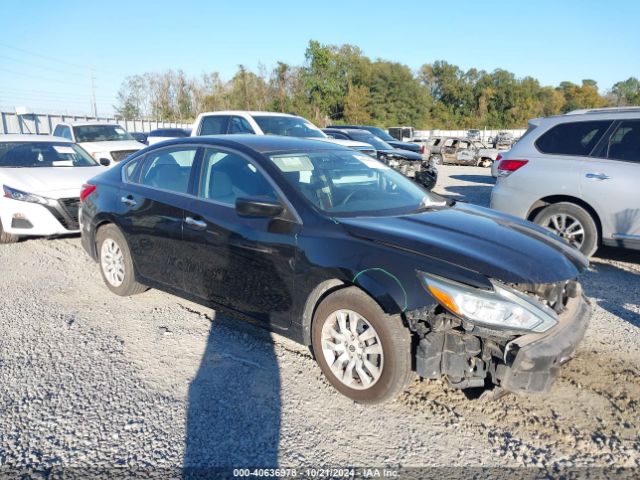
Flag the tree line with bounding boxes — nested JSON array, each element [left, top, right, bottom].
[[115, 40, 640, 129]]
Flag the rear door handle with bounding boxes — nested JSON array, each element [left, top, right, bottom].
[[185, 216, 207, 230], [585, 172, 610, 180], [120, 196, 137, 206]]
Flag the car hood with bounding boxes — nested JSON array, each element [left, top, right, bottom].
[[338, 203, 588, 285], [387, 140, 421, 152], [78, 140, 145, 153], [0, 166, 105, 197], [380, 149, 423, 161], [315, 138, 373, 149]]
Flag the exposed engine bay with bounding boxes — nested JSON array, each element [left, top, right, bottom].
[[380, 155, 438, 191]]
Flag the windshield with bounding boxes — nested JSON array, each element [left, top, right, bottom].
[[74, 125, 134, 142], [0, 142, 98, 168], [365, 126, 395, 142], [253, 115, 326, 139], [269, 150, 444, 216], [347, 131, 393, 151]]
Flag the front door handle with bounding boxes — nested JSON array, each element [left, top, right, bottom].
[[585, 172, 610, 180], [185, 216, 207, 230], [120, 196, 137, 207]]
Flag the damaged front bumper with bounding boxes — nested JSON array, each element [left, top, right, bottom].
[[411, 288, 592, 395], [497, 292, 591, 394]]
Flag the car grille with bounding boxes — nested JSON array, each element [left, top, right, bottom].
[[111, 150, 138, 162], [49, 197, 80, 231]]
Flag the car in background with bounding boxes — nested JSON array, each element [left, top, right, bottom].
[[323, 128, 437, 190], [80, 134, 590, 404], [191, 111, 376, 157], [53, 122, 144, 166], [130, 132, 148, 145], [467, 129, 482, 141], [493, 131, 514, 150], [147, 128, 191, 146], [327, 124, 424, 155], [0, 135, 105, 243], [491, 107, 640, 256], [428, 136, 499, 167]]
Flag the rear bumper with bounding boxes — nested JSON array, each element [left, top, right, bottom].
[[497, 292, 591, 394], [489, 181, 534, 218]]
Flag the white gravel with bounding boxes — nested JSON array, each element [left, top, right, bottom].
[[0, 165, 638, 473]]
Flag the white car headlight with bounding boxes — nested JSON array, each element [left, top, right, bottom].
[[419, 271, 558, 333], [3, 185, 49, 205]]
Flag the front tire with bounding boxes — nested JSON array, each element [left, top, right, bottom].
[[430, 154, 443, 165], [533, 202, 598, 256], [96, 224, 147, 296], [0, 219, 19, 244], [311, 287, 413, 404]]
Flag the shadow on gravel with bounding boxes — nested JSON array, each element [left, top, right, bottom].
[[439, 184, 494, 206], [184, 315, 281, 475], [449, 174, 496, 185], [583, 247, 640, 328]]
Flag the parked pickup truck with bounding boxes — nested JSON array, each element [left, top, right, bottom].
[[428, 136, 500, 167]]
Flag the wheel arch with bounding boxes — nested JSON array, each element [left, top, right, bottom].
[[526, 195, 602, 242]]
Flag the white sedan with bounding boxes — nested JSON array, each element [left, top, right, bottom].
[[0, 135, 106, 243]]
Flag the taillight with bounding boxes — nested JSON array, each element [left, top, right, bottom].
[[80, 184, 96, 202], [420, 144, 425, 155], [497, 159, 528, 176], [496, 153, 502, 163]]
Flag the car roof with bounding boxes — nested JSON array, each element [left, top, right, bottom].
[[57, 121, 123, 127], [198, 111, 298, 118], [323, 127, 372, 135], [170, 134, 346, 153], [0, 134, 73, 143]]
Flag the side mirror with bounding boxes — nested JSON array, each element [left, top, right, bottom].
[[99, 158, 111, 167], [235, 196, 284, 218]]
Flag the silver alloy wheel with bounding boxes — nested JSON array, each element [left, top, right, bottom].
[[320, 309, 384, 390], [545, 213, 585, 250], [101, 238, 125, 287]]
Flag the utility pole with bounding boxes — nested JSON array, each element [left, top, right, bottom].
[[90, 67, 97, 117]]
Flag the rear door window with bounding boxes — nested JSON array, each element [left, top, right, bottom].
[[535, 120, 612, 156], [138, 147, 198, 194], [605, 120, 640, 163], [198, 116, 230, 135]]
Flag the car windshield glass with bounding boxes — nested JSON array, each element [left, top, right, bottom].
[[74, 125, 134, 142], [0, 142, 98, 168], [366, 127, 395, 141], [269, 150, 445, 216], [253, 116, 326, 139], [347, 131, 392, 150]]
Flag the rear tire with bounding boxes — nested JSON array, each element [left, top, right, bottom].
[[0, 219, 19, 244], [96, 224, 147, 296], [311, 287, 413, 404], [533, 202, 598, 257]]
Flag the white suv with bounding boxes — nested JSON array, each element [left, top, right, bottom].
[[191, 111, 377, 157], [491, 107, 640, 256]]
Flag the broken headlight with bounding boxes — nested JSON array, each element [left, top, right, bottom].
[[418, 272, 558, 333]]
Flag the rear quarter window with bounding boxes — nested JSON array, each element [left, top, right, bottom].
[[535, 120, 612, 156]]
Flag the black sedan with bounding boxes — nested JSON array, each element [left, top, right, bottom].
[[80, 135, 591, 404], [322, 128, 437, 190], [328, 124, 424, 154]]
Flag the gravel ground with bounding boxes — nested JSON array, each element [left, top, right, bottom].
[[0, 165, 638, 474]]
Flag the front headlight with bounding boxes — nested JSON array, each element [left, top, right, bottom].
[[419, 271, 558, 333], [3, 185, 49, 205]]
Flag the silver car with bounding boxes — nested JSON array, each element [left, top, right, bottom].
[[490, 107, 640, 256]]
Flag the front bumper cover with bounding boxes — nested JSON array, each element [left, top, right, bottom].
[[497, 292, 591, 394]]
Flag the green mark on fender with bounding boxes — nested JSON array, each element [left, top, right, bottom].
[[352, 267, 408, 312]]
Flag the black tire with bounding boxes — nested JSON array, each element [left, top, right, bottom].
[[430, 154, 443, 165], [0, 219, 19, 244], [96, 224, 147, 296], [533, 202, 598, 257], [311, 287, 413, 404]]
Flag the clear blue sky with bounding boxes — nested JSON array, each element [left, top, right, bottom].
[[0, 0, 638, 116]]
